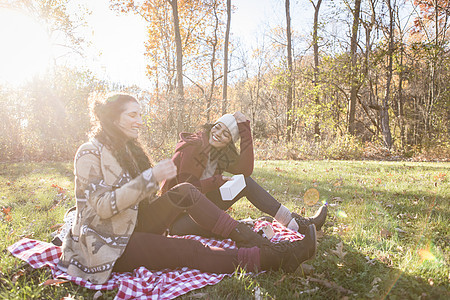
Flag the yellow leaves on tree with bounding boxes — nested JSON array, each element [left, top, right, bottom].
[[111, 0, 228, 85]]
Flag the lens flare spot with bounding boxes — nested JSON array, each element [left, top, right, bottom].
[[303, 188, 319, 206], [337, 210, 348, 218], [418, 249, 436, 262]]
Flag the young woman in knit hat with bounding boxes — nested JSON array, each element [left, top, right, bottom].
[[57, 94, 317, 284], [162, 112, 328, 238]]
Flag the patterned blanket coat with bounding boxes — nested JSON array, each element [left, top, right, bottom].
[[57, 139, 158, 284]]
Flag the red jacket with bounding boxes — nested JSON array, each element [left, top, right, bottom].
[[162, 120, 254, 194]]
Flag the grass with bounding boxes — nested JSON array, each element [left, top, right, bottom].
[[0, 160, 449, 299]]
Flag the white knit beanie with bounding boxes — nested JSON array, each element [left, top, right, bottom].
[[215, 114, 239, 142]]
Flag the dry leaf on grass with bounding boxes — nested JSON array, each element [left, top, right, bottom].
[[254, 286, 262, 300], [297, 263, 315, 275], [274, 274, 287, 286], [93, 291, 103, 300], [316, 230, 325, 239], [11, 270, 25, 284], [189, 292, 209, 299], [40, 279, 69, 286], [331, 242, 347, 259], [308, 277, 353, 295], [380, 228, 392, 238]]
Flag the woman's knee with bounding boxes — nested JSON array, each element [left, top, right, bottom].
[[171, 182, 196, 193], [167, 182, 201, 208]]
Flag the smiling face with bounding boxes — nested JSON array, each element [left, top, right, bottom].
[[209, 122, 232, 149], [115, 101, 142, 139]]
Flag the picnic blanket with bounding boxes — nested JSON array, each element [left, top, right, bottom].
[[8, 220, 303, 300]]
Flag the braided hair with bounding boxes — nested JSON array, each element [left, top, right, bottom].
[[89, 93, 152, 178]]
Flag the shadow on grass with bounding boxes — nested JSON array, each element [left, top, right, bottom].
[[316, 234, 449, 299]]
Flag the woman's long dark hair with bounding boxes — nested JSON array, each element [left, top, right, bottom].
[[89, 93, 152, 178], [202, 123, 239, 173]]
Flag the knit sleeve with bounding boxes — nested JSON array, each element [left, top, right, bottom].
[[226, 120, 254, 176]]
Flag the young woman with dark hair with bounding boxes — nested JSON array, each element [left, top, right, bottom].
[[162, 112, 328, 238], [57, 94, 317, 284]]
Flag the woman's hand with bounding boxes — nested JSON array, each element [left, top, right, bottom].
[[233, 111, 248, 123], [222, 176, 232, 181], [152, 159, 177, 183]]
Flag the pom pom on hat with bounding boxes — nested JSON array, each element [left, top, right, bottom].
[[215, 114, 239, 142]]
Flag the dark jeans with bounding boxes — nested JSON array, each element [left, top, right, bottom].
[[113, 183, 239, 274], [169, 177, 281, 237]]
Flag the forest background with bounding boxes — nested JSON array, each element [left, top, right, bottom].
[[0, 0, 449, 163]]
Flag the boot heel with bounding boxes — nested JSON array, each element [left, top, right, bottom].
[[306, 224, 317, 261]]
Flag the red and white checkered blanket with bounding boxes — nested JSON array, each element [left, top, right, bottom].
[[8, 220, 303, 300]]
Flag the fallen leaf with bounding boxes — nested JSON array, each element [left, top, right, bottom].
[[189, 293, 209, 299], [93, 291, 103, 300], [365, 256, 376, 265], [308, 277, 353, 295], [297, 263, 315, 275], [274, 274, 287, 286], [394, 227, 406, 234], [296, 287, 319, 295], [40, 279, 69, 286], [316, 230, 325, 239], [380, 228, 392, 238], [254, 286, 261, 300], [337, 210, 348, 218], [418, 248, 436, 261], [11, 270, 25, 284], [332, 197, 343, 203], [371, 277, 382, 285], [50, 223, 64, 230], [331, 242, 347, 259]]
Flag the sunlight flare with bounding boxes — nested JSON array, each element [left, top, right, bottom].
[[0, 9, 52, 85], [303, 188, 319, 206], [337, 210, 348, 218], [418, 248, 436, 262]]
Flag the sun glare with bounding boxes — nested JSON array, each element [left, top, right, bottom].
[[0, 9, 52, 86]]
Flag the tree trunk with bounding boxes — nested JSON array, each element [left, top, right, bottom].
[[312, 0, 322, 141], [398, 44, 405, 148], [347, 0, 361, 135], [381, 0, 394, 149], [168, 0, 185, 132], [206, 0, 219, 123], [285, 0, 294, 141], [222, 0, 231, 115]]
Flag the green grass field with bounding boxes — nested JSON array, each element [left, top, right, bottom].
[[0, 160, 449, 299]]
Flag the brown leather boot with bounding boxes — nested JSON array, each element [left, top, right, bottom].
[[228, 222, 272, 248], [260, 224, 317, 272], [292, 204, 328, 234]]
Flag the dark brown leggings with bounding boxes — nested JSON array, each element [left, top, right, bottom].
[[113, 183, 254, 274]]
